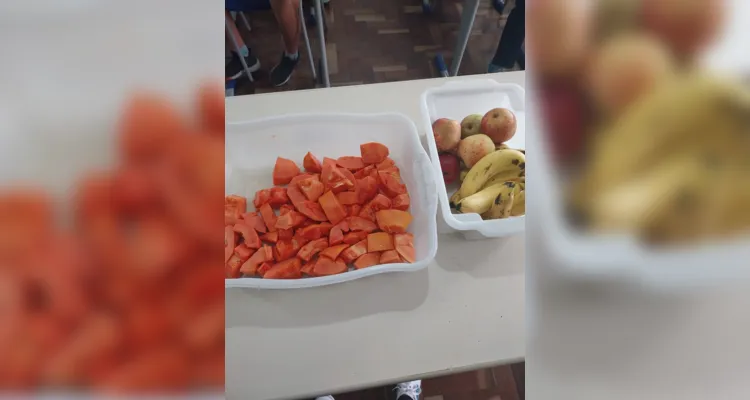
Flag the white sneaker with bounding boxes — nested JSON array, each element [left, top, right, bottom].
[[394, 380, 422, 400], [315, 396, 334, 400]]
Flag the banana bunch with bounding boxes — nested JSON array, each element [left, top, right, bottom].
[[572, 72, 750, 244], [449, 148, 526, 220]]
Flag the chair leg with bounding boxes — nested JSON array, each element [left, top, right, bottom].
[[226, 17, 254, 82], [299, 0, 317, 81], [314, 0, 330, 87], [239, 12, 252, 32]]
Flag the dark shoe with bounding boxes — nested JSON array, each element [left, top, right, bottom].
[[394, 380, 421, 400], [270, 53, 300, 87], [225, 52, 260, 80]]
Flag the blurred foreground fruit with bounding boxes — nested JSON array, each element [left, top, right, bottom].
[[642, 0, 725, 60], [527, 0, 593, 78]]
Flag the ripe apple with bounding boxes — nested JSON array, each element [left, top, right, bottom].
[[439, 153, 460, 185], [641, 0, 725, 59], [457, 134, 495, 168], [480, 108, 517, 144], [460, 114, 483, 138], [431, 118, 462, 152]]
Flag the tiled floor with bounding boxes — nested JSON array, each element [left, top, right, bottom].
[[230, 0, 519, 95], [310, 362, 524, 400]]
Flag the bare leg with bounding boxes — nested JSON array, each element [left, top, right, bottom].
[[270, 0, 301, 54]]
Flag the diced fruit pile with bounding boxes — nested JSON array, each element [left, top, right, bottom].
[[432, 108, 526, 221], [225, 142, 417, 279], [0, 85, 224, 391]]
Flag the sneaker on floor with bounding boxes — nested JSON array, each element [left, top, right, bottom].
[[270, 52, 300, 87], [315, 396, 334, 400], [488, 63, 513, 73], [225, 52, 260, 80], [394, 380, 422, 400]]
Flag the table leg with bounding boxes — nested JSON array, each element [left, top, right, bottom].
[[314, 0, 330, 87], [450, 0, 481, 76]]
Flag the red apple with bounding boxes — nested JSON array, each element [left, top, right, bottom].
[[538, 82, 590, 166], [438, 153, 460, 185], [480, 108, 517, 144], [641, 0, 725, 60], [432, 118, 461, 152]]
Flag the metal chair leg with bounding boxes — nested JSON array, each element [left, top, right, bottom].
[[239, 11, 252, 32], [450, 0, 480, 76], [299, 0, 317, 81], [226, 17, 254, 82], [314, 0, 330, 87]]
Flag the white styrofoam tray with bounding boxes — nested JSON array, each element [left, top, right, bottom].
[[225, 113, 439, 289], [527, 80, 750, 289], [420, 79, 526, 240]]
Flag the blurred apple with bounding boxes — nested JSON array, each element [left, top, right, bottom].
[[642, 0, 726, 60], [538, 83, 590, 166], [587, 33, 675, 116], [527, 0, 594, 78]]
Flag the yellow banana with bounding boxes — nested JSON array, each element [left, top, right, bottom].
[[510, 190, 525, 216], [457, 149, 525, 200], [449, 190, 462, 209], [483, 183, 518, 220], [459, 169, 469, 183], [495, 143, 509, 151], [482, 171, 525, 190], [455, 181, 518, 215]]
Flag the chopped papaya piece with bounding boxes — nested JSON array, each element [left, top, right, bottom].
[[303, 152, 323, 173], [380, 166, 401, 177], [226, 195, 247, 213], [340, 239, 368, 263], [301, 260, 316, 275], [239, 245, 273, 276], [268, 187, 290, 208], [337, 156, 365, 170], [336, 191, 359, 206], [261, 231, 278, 243], [233, 222, 262, 248], [376, 158, 396, 170], [298, 223, 333, 240], [257, 262, 273, 277], [297, 200, 328, 222], [277, 228, 294, 241], [367, 232, 394, 252], [375, 210, 413, 234], [275, 210, 307, 230], [357, 176, 379, 205], [320, 243, 348, 260], [377, 171, 407, 197], [360, 194, 392, 221], [349, 204, 362, 217], [279, 204, 294, 215], [242, 212, 267, 233], [274, 239, 301, 262], [335, 219, 350, 232], [297, 238, 328, 261], [253, 189, 271, 209], [298, 177, 325, 202], [264, 258, 302, 279], [286, 183, 307, 206], [348, 216, 378, 232], [258, 203, 277, 232], [226, 254, 243, 278], [233, 244, 253, 261], [360, 142, 389, 164], [380, 250, 402, 264], [225, 226, 237, 263], [391, 194, 410, 211], [394, 232, 415, 263], [321, 158, 354, 193], [225, 204, 242, 225], [354, 252, 381, 270], [273, 157, 301, 185], [318, 191, 347, 225], [312, 256, 348, 276], [329, 225, 344, 246], [343, 231, 369, 245], [353, 168, 370, 179], [290, 173, 320, 186]]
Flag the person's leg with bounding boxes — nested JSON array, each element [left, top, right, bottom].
[[489, 0, 525, 72], [394, 380, 422, 400], [269, 0, 302, 86]]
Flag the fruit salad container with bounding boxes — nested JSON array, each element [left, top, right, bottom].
[[420, 79, 526, 240], [225, 112, 439, 289]]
